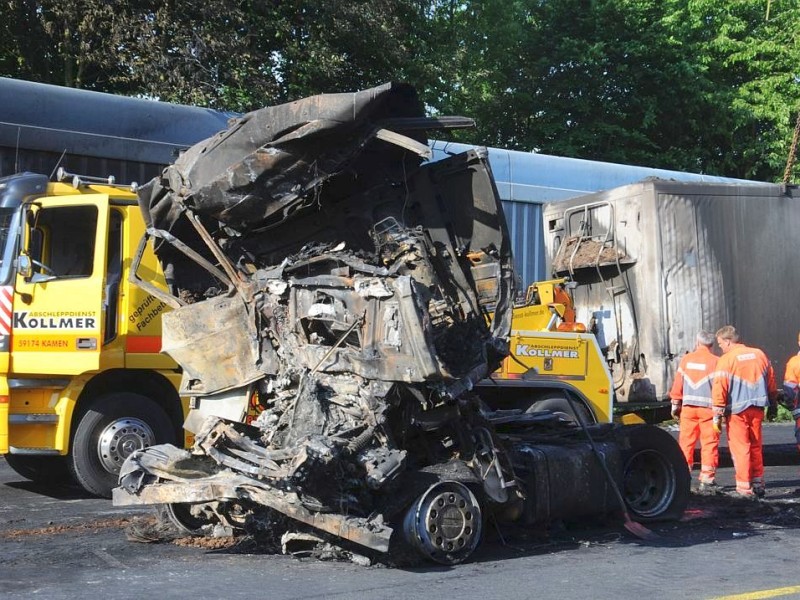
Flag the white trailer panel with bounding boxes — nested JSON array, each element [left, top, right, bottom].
[[542, 180, 799, 403]]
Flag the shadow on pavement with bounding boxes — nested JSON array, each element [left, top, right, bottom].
[[4, 480, 96, 500]]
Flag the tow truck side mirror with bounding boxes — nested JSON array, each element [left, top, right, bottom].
[[17, 253, 32, 279]]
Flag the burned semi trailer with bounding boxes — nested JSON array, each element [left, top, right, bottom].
[[113, 83, 688, 564]]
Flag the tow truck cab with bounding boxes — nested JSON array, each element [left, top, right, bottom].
[[0, 171, 186, 497]]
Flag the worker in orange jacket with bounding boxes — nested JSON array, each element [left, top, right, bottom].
[[712, 325, 778, 498], [669, 330, 720, 492], [781, 331, 800, 452]]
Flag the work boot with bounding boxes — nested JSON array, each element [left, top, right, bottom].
[[698, 481, 720, 495], [753, 482, 766, 498], [735, 486, 757, 500]]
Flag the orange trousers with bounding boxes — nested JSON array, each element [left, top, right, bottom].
[[678, 405, 720, 482], [727, 406, 765, 492]]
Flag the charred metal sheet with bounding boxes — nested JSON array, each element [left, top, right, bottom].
[[161, 295, 269, 396], [115, 451, 393, 553]]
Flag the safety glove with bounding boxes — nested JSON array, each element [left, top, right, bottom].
[[712, 414, 723, 434], [670, 403, 681, 420]]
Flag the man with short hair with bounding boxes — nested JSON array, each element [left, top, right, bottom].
[[669, 330, 720, 492], [712, 325, 778, 498]]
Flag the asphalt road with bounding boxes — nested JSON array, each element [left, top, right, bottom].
[[4, 425, 800, 600]]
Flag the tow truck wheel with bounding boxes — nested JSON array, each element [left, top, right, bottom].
[[528, 395, 595, 426], [621, 425, 690, 522], [70, 393, 175, 498], [4, 454, 73, 485]]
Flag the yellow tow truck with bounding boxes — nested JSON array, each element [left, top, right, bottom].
[[479, 278, 615, 425], [0, 171, 186, 497]]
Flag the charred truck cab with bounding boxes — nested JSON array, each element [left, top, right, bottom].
[[113, 84, 689, 564], [0, 171, 186, 497]]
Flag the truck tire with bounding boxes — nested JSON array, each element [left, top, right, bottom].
[[4, 454, 73, 485], [621, 424, 690, 522], [70, 393, 176, 498], [528, 395, 596, 425]]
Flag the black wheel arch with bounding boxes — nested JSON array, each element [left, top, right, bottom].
[[476, 380, 598, 424], [70, 369, 183, 443]]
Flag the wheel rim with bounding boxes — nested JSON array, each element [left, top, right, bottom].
[[403, 481, 482, 564], [97, 417, 156, 473], [623, 448, 676, 519]]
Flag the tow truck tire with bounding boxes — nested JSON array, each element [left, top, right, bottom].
[[4, 454, 73, 485], [70, 393, 175, 498], [621, 424, 690, 522], [528, 395, 596, 425]]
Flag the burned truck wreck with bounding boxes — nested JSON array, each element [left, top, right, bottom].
[[114, 83, 689, 564]]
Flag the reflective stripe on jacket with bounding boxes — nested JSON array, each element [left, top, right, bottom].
[[783, 353, 800, 414], [784, 353, 800, 394], [669, 346, 718, 408], [712, 343, 776, 415]]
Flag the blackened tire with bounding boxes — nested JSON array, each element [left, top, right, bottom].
[[70, 393, 175, 498], [621, 424, 690, 522], [4, 454, 73, 485], [528, 395, 596, 426], [163, 503, 210, 536]]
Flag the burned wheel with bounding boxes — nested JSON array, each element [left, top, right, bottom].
[[70, 393, 176, 498], [621, 425, 689, 522], [164, 503, 212, 536], [402, 481, 483, 565]]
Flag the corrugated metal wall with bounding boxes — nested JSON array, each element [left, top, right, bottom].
[[0, 146, 163, 185], [0, 77, 231, 166], [0, 78, 233, 185], [501, 200, 545, 290]]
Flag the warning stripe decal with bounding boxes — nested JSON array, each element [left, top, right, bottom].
[[0, 286, 13, 335]]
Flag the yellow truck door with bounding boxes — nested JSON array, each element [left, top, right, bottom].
[[12, 195, 109, 374]]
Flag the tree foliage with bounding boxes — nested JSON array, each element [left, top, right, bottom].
[[431, 0, 800, 181], [1, 0, 799, 180]]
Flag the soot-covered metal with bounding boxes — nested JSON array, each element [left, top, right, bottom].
[[114, 83, 688, 565]]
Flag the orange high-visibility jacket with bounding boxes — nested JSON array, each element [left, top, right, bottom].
[[669, 346, 719, 408], [783, 353, 800, 415], [712, 343, 776, 415]]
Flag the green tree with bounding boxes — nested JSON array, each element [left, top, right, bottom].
[[663, 0, 800, 179], [259, 0, 432, 102], [3, 0, 800, 181], [427, 0, 800, 181], [0, 0, 113, 88], [0, 0, 434, 110], [99, 0, 281, 109]]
